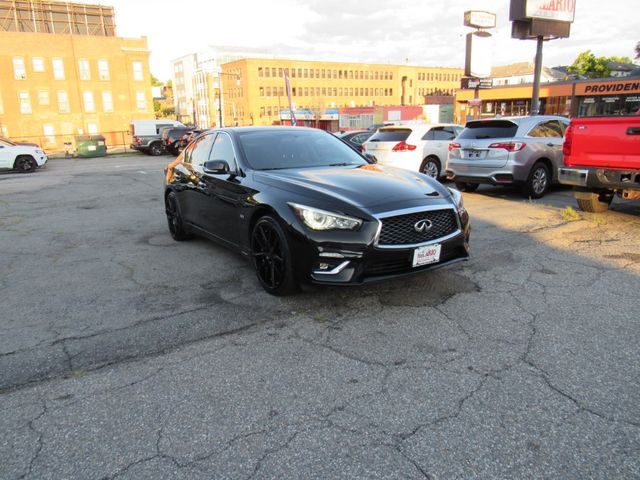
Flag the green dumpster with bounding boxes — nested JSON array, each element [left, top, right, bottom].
[[75, 135, 107, 158]]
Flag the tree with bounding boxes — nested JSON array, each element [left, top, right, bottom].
[[150, 73, 163, 86], [567, 50, 611, 78], [607, 55, 633, 64]]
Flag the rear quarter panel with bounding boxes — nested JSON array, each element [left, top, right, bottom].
[[565, 116, 640, 169]]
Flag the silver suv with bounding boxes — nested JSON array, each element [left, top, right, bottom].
[[446, 115, 569, 198]]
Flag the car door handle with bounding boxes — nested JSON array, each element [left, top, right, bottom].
[[546, 143, 557, 147], [627, 127, 640, 135]]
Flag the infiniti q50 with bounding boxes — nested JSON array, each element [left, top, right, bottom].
[[164, 127, 470, 295]]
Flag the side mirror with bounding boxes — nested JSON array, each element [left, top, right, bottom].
[[204, 159, 230, 174], [363, 153, 377, 164]]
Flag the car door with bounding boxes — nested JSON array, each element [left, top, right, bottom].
[[424, 126, 458, 163], [175, 132, 216, 227], [196, 132, 251, 247], [0, 139, 14, 168], [527, 120, 566, 172]]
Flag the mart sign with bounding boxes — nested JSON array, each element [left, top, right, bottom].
[[525, 0, 576, 22]]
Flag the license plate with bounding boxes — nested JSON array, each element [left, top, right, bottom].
[[465, 149, 483, 159], [413, 244, 441, 267]]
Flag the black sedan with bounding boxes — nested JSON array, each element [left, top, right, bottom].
[[164, 127, 470, 295]]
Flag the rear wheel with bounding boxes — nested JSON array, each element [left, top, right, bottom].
[[454, 182, 479, 192], [165, 192, 191, 241], [575, 191, 613, 213], [149, 142, 164, 156], [523, 162, 550, 199], [14, 155, 37, 173], [251, 216, 299, 296], [420, 157, 441, 179]]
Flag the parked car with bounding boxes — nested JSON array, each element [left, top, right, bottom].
[[177, 129, 205, 153], [335, 130, 373, 150], [559, 115, 640, 212], [446, 115, 570, 198], [162, 126, 195, 156], [0, 137, 48, 173], [129, 119, 185, 156], [361, 123, 463, 179], [164, 127, 470, 295]]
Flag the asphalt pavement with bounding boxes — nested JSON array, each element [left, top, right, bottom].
[[1, 155, 639, 479]]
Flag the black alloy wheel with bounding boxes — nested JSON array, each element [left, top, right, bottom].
[[149, 142, 164, 156], [420, 157, 441, 179], [14, 155, 37, 173], [454, 182, 479, 192], [165, 192, 191, 241], [251, 216, 298, 296], [523, 162, 550, 199]]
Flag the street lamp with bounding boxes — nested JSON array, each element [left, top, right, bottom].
[[217, 72, 241, 128]]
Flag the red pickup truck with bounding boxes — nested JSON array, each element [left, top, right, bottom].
[[559, 116, 640, 212]]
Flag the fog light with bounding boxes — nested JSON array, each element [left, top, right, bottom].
[[318, 263, 331, 270]]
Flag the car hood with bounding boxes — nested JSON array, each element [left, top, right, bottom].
[[253, 164, 452, 209]]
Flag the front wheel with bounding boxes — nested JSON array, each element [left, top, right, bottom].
[[523, 162, 550, 199], [420, 157, 441, 179], [251, 216, 299, 296], [14, 155, 37, 173]]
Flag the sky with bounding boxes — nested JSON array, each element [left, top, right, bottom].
[[102, 0, 638, 81]]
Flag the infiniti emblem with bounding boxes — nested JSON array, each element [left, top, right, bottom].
[[414, 219, 433, 233]]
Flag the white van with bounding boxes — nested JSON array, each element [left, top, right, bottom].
[[129, 119, 185, 156]]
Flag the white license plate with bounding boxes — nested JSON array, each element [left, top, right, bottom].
[[413, 244, 441, 267]]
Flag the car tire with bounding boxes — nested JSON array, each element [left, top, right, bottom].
[[575, 191, 613, 213], [523, 162, 550, 199], [165, 192, 191, 241], [149, 142, 164, 156], [14, 155, 37, 173], [420, 156, 441, 179], [251, 215, 299, 296], [454, 182, 479, 192]]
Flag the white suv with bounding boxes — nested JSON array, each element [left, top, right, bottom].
[[0, 138, 48, 173], [361, 123, 462, 179]]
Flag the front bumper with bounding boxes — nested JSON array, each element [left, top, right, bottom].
[[289, 214, 471, 286], [559, 167, 640, 191]]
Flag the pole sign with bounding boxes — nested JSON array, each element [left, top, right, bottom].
[[525, 0, 576, 23], [464, 11, 497, 29]]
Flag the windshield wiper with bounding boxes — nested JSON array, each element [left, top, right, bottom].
[[328, 162, 357, 167]]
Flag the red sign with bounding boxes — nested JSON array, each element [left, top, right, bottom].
[[526, 0, 576, 22]]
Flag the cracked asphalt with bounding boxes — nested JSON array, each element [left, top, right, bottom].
[[1, 155, 639, 479]]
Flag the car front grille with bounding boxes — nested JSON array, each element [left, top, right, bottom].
[[377, 208, 458, 246]]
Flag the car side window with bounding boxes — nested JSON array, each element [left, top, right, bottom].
[[422, 130, 435, 141], [528, 121, 563, 138], [351, 133, 369, 144], [189, 133, 216, 167], [435, 128, 457, 141], [208, 132, 237, 171]]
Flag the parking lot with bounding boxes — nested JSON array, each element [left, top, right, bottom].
[[1, 155, 639, 479]]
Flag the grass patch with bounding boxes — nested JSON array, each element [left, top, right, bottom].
[[560, 206, 581, 222]]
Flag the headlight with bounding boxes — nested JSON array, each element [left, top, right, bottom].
[[289, 203, 363, 231], [448, 188, 466, 216]]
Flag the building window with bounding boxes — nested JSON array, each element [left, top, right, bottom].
[[52, 58, 65, 80], [83, 91, 95, 112], [278, 68, 283, 78], [259, 87, 264, 96], [32, 57, 45, 72], [18, 92, 31, 114], [87, 123, 98, 134], [132, 61, 143, 81], [298, 68, 302, 78], [272, 68, 276, 77], [98, 60, 110, 80], [258, 67, 263, 77], [57, 91, 70, 113], [78, 59, 90, 80], [136, 91, 146, 110], [13, 57, 26, 79], [38, 90, 50, 105], [43, 124, 55, 145], [102, 91, 113, 112], [266, 87, 271, 97], [265, 67, 270, 78]]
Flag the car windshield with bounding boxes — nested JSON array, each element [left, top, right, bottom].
[[458, 120, 519, 140], [367, 128, 411, 142], [0, 137, 16, 147], [237, 129, 368, 170]]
